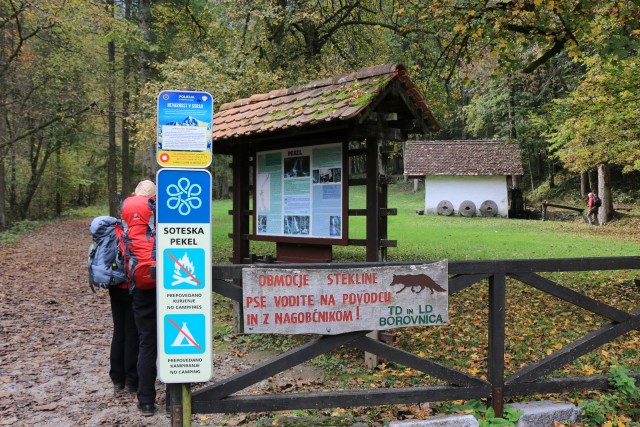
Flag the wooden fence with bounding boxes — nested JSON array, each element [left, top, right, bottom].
[[172, 257, 640, 423]]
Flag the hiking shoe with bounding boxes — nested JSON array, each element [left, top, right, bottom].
[[113, 383, 124, 393], [137, 403, 155, 417], [123, 384, 137, 393]]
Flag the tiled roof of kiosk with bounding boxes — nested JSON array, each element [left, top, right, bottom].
[[404, 140, 524, 176], [213, 63, 439, 141]]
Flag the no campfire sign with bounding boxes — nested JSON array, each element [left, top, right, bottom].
[[156, 168, 212, 383], [241, 262, 448, 335]]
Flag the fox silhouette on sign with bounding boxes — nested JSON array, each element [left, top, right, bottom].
[[389, 274, 446, 295]]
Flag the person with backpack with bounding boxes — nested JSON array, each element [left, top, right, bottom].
[[88, 216, 139, 395], [120, 179, 158, 417], [587, 192, 601, 225], [108, 269, 139, 395]]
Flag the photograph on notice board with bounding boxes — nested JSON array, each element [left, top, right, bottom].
[[284, 156, 310, 178], [258, 215, 267, 233], [313, 168, 342, 184], [284, 216, 310, 235], [329, 216, 341, 236]]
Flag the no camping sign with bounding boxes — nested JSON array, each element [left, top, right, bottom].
[[242, 262, 448, 335]]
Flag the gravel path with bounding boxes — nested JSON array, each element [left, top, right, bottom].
[[0, 219, 172, 426], [0, 218, 327, 427]]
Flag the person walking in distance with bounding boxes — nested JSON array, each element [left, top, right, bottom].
[[587, 192, 600, 225], [120, 180, 158, 416]]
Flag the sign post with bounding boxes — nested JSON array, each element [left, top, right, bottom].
[[157, 90, 213, 168], [156, 168, 213, 384], [156, 89, 214, 426]]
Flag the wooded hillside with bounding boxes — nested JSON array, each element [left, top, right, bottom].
[[1, 0, 638, 228]]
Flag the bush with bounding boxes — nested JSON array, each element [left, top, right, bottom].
[[580, 364, 640, 426]]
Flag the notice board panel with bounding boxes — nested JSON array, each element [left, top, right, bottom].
[[253, 143, 347, 245]]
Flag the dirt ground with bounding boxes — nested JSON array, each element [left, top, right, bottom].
[[0, 218, 324, 427]]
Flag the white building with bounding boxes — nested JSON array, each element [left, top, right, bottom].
[[404, 141, 524, 218]]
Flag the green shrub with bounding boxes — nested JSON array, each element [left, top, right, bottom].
[[443, 399, 523, 426], [579, 364, 640, 426], [0, 220, 45, 245]]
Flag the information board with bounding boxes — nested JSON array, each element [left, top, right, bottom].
[[254, 143, 344, 241], [157, 90, 213, 168], [156, 168, 212, 383], [242, 262, 448, 335]]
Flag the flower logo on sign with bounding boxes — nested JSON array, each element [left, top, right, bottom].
[[166, 177, 202, 215]]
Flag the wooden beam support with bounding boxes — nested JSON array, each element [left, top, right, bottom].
[[348, 148, 367, 157], [348, 208, 397, 216], [349, 178, 367, 186], [351, 125, 404, 141]]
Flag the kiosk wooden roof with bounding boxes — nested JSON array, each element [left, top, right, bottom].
[[213, 63, 440, 149], [212, 63, 440, 263]]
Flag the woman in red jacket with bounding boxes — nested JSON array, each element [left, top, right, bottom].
[[120, 179, 158, 417], [587, 192, 599, 225]]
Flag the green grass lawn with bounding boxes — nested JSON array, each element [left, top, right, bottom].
[[212, 182, 640, 262], [210, 183, 640, 425]]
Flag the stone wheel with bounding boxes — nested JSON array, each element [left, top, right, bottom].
[[480, 200, 499, 217], [459, 200, 477, 217], [436, 200, 454, 216]]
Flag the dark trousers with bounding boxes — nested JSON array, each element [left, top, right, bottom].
[[588, 207, 599, 225], [108, 287, 139, 387], [133, 288, 157, 405]]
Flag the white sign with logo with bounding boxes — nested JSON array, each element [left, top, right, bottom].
[[242, 262, 448, 335], [156, 168, 212, 383]]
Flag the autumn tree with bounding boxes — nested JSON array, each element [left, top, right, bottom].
[[215, 0, 401, 81], [0, 1, 107, 224], [547, 53, 640, 223]]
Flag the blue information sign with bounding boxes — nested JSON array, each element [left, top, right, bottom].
[[156, 167, 213, 383], [163, 248, 206, 290], [163, 314, 206, 355], [157, 90, 213, 168], [157, 169, 211, 224]]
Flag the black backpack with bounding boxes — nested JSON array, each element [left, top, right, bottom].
[[593, 195, 602, 208]]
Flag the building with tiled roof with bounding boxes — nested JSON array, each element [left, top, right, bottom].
[[404, 140, 524, 176], [404, 140, 524, 218]]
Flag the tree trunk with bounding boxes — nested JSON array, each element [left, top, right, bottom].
[[55, 146, 62, 216], [527, 148, 535, 190], [139, 0, 153, 83], [597, 164, 612, 225], [121, 54, 132, 196], [121, 0, 134, 195], [107, 0, 118, 217], [588, 169, 597, 192], [580, 172, 588, 197], [9, 140, 17, 221], [0, 157, 5, 230]]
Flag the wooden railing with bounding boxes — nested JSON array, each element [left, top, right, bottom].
[[189, 257, 640, 418]]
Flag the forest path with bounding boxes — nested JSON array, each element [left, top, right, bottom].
[[0, 218, 175, 426], [0, 218, 316, 426]]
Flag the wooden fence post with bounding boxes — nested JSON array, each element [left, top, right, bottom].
[[169, 383, 192, 427], [488, 273, 506, 418]]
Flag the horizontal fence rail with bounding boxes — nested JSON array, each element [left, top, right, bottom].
[[193, 257, 640, 417]]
